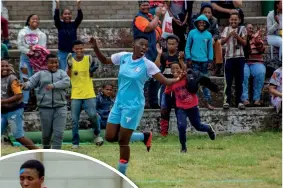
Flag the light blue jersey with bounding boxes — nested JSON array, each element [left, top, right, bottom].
[[108, 52, 160, 130], [111, 52, 160, 109]]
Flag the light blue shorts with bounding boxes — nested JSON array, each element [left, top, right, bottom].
[[1, 108, 25, 139], [107, 102, 144, 131]]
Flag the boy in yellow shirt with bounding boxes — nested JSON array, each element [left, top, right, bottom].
[[67, 40, 103, 149]]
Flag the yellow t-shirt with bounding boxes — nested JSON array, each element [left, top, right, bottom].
[[70, 56, 96, 99]]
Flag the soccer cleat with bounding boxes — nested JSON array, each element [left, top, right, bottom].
[[207, 125, 216, 140], [180, 148, 187, 153], [72, 145, 79, 149], [94, 136, 104, 146], [143, 132, 153, 152]]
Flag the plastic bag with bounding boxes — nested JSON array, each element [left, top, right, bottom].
[[161, 11, 173, 39]]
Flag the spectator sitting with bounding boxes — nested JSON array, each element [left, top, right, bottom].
[[191, 2, 223, 76], [266, 0, 282, 60], [96, 84, 114, 130], [211, 0, 244, 25], [242, 24, 266, 107], [269, 67, 282, 114]]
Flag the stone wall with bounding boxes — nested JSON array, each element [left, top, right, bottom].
[[22, 108, 281, 134], [3, 1, 263, 21]]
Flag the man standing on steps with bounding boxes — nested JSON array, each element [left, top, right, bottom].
[[133, 0, 162, 109]]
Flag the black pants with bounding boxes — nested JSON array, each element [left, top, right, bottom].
[[172, 21, 186, 51], [224, 57, 245, 105], [145, 78, 160, 108]]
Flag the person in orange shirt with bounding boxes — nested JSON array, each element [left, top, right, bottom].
[[133, 0, 163, 109]]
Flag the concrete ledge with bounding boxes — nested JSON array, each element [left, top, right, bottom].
[[8, 17, 267, 28], [22, 107, 281, 134]]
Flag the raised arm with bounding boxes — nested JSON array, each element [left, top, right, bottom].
[[54, 0, 61, 29], [90, 38, 113, 64], [74, 0, 83, 28], [154, 43, 162, 68]]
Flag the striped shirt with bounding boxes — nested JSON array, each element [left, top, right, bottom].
[[222, 26, 247, 59]]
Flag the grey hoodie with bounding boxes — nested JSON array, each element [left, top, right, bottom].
[[23, 70, 70, 108], [17, 26, 47, 54]]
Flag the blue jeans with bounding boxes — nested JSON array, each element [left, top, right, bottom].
[[176, 106, 210, 148], [97, 114, 107, 129], [242, 63, 266, 101], [57, 50, 74, 71], [1, 108, 25, 139], [192, 61, 211, 102], [19, 54, 34, 104], [71, 98, 100, 145]]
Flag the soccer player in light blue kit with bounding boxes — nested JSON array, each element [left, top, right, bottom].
[[91, 36, 184, 175]]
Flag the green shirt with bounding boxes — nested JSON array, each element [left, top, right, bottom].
[[1, 43, 9, 59]]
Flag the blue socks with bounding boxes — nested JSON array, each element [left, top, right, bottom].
[[118, 160, 128, 175], [130, 132, 144, 142]]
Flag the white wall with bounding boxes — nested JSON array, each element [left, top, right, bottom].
[[0, 152, 136, 188]]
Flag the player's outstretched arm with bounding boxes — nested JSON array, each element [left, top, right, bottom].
[[153, 72, 185, 85], [90, 37, 113, 65]]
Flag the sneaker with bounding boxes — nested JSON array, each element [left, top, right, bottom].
[[238, 103, 245, 110], [94, 136, 104, 146], [223, 103, 230, 109], [143, 132, 153, 152], [207, 125, 216, 140], [180, 148, 187, 153], [72, 145, 79, 149]]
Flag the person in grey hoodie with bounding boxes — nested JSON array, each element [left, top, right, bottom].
[[266, 0, 282, 60], [22, 54, 70, 149], [17, 14, 47, 107]]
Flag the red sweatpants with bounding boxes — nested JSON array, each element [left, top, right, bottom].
[[1, 16, 9, 38]]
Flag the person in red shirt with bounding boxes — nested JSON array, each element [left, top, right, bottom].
[[165, 56, 216, 153]]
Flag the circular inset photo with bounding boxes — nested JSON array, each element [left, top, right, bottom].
[[0, 149, 138, 188]]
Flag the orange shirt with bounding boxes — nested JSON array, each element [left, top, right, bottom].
[[134, 15, 162, 40]]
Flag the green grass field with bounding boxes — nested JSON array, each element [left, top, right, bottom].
[[1, 132, 282, 188]]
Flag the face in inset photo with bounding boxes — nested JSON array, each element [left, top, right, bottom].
[[0, 150, 138, 188]]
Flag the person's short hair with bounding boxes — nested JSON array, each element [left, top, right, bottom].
[[72, 40, 84, 47], [166, 35, 180, 43], [46, 54, 57, 60], [230, 12, 240, 18], [20, 160, 45, 178], [169, 61, 181, 68], [102, 84, 113, 89]]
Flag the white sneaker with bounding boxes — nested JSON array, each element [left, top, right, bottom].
[[238, 103, 245, 110], [72, 145, 79, 149], [94, 136, 104, 146]]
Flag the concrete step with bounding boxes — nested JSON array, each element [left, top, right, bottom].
[[3, 1, 263, 20], [8, 45, 278, 79], [22, 107, 281, 134], [22, 76, 270, 109], [8, 17, 267, 49]]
